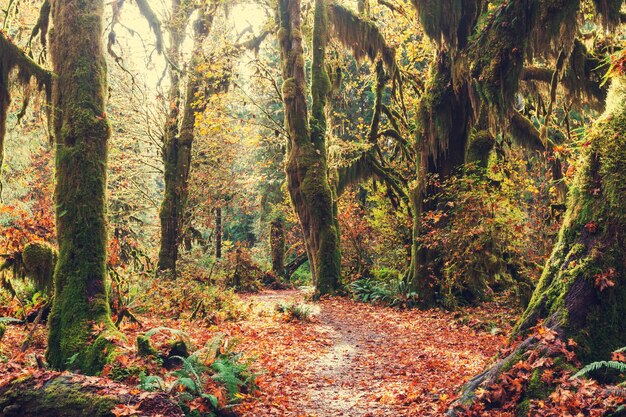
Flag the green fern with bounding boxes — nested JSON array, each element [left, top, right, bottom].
[[144, 326, 188, 339], [211, 351, 259, 402], [573, 361, 626, 379], [276, 302, 314, 321], [139, 372, 165, 391], [171, 354, 206, 394]]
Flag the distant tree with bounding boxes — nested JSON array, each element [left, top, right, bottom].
[[158, 0, 217, 275]]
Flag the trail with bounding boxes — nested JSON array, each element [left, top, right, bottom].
[[233, 290, 514, 417]]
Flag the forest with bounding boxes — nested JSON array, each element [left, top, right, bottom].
[[0, 0, 626, 416]]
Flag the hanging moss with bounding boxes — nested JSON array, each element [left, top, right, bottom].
[[134, 0, 164, 54], [327, 3, 396, 73], [593, 0, 623, 27], [411, 0, 477, 48], [22, 242, 57, 295], [467, 0, 580, 116], [0, 31, 51, 182]]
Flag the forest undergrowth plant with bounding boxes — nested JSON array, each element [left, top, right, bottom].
[[137, 276, 246, 323], [417, 160, 550, 308], [349, 276, 418, 307], [458, 324, 626, 416], [276, 301, 315, 321], [138, 334, 259, 416]]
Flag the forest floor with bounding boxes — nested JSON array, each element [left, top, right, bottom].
[[232, 289, 516, 416], [0, 289, 519, 416]]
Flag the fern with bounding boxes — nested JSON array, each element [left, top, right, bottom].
[[171, 354, 206, 394], [573, 361, 626, 379], [144, 326, 188, 339], [211, 355, 247, 397], [277, 302, 314, 321], [139, 372, 165, 391]]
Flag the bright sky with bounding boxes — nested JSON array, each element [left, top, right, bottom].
[[113, 1, 268, 90]]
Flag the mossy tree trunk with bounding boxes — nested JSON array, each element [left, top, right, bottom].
[[157, 0, 185, 274], [270, 217, 285, 276], [450, 76, 626, 412], [514, 77, 626, 360], [406, 52, 472, 306], [158, 3, 213, 274], [278, 0, 341, 297], [46, 0, 116, 373]]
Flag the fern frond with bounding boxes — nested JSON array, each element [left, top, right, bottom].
[[573, 361, 626, 379]]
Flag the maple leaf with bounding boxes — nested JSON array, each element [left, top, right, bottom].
[[112, 403, 142, 417], [594, 272, 616, 292], [612, 351, 626, 362], [584, 221, 598, 234]]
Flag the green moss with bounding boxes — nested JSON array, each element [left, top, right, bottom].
[[0, 375, 117, 417], [22, 242, 57, 294], [282, 78, 297, 100], [137, 335, 157, 357], [513, 78, 626, 363], [45, 0, 116, 375], [466, 130, 494, 168]]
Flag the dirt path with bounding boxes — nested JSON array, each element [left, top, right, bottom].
[[233, 290, 514, 417]]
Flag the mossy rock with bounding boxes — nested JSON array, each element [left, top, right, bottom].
[[137, 335, 157, 357]]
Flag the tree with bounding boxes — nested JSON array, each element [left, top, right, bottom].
[[45, 0, 117, 372], [277, 0, 342, 296], [436, 0, 626, 411], [158, 1, 216, 274]]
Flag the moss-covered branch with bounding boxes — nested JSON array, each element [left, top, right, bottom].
[[327, 2, 396, 74], [509, 111, 545, 152], [134, 0, 164, 54], [0, 30, 52, 176]]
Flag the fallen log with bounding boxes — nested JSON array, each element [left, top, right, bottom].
[[0, 370, 184, 417]]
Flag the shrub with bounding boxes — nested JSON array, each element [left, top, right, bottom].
[[276, 301, 315, 321]]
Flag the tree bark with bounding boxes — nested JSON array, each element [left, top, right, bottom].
[[270, 217, 285, 276], [406, 51, 471, 306], [157, 0, 185, 274], [158, 3, 213, 274], [278, 0, 342, 297], [45, 0, 116, 373]]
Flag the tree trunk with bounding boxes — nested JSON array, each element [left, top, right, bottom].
[[45, 0, 116, 373], [406, 51, 471, 306], [158, 3, 213, 274], [270, 217, 285, 276], [514, 77, 626, 360], [215, 207, 222, 259], [157, 1, 184, 274], [449, 76, 626, 413], [278, 0, 342, 297], [0, 372, 184, 417]]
